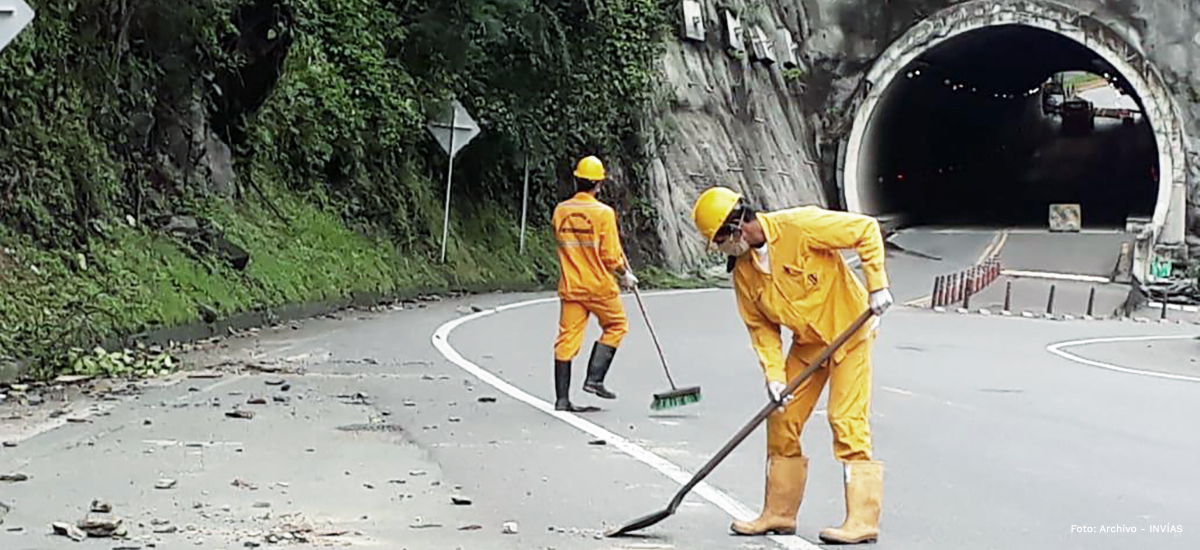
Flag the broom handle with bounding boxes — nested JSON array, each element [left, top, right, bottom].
[[630, 283, 677, 390], [665, 309, 875, 513]]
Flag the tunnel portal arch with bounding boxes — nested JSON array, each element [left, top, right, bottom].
[[839, 0, 1187, 242]]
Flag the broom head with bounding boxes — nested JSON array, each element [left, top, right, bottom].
[[650, 386, 702, 410]]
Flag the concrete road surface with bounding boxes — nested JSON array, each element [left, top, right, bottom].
[[3, 231, 1197, 549]]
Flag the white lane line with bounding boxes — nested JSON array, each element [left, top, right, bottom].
[[431, 289, 821, 550], [1147, 301, 1200, 314], [1046, 335, 1200, 383], [1001, 270, 1111, 283]]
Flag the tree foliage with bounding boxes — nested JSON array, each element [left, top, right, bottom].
[[0, 0, 672, 373]]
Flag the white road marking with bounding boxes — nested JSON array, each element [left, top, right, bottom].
[[1147, 301, 1200, 313], [881, 387, 913, 396], [1046, 335, 1200, 383], [431, 289, 822, 550], [1001, 270, 1111, 283]]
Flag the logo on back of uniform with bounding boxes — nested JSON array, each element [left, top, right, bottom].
[[557, 212, 597, 247]]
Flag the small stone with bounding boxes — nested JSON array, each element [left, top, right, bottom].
[[1, 441, 15, 448], [363, 483, 375, 490], [477, 396, 497, 403], [225, 410, 254, 420], [0, 473, 29, 483], [403, 401, 417, 407], [77, 513, 123, 537], [246, 397, 267, 405], [244, 540, 261, 547], [448, 417, 461, 423], [155, 479, 177, 490], [273, 396, 290, 403], [409, 470, 427, 477], [264, 379, 285, 386], [143, 419, 153, 426], [421, 375, 435, 381], [253, 502, 271, 508], [90, 499, 112, 513], [588, 439, 606, 446], [151, 518, 171, 526], [155, 525, 178, 534], [502, 521, 519, 534], [458, 524, 483, 531], [409, 517, 442, 529], [451, 496, 472, 506]]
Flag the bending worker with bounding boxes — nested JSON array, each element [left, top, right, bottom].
[[552, 155, 638, 413], [690, 186, 893, 544]]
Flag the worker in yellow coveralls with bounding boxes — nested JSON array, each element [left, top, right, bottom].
[[691, 186, 893, 544], [552, 155, 638, 413]]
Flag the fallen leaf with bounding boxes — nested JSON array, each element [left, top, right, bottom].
[[51, 521, 85, 541]]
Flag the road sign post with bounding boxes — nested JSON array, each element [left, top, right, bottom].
[[519, 154, 530, 254], [426, 100, 480, 263], [0, 0, 35, 54]]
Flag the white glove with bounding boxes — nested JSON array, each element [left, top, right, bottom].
[[619, 270, 639, 289], [869, 288, 894, 315], [766, 381, 793, 412]]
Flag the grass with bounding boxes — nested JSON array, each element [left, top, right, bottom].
[[0, 185, 560, 379]]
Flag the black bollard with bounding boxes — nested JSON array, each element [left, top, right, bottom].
[[1047, 284, 1056, 315], [1161, 299, 1169, 320], [1086, 287, 1096, 317], [1004, 280, 1012, 312]]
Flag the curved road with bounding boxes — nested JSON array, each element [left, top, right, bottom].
[[437, 290, 1198, 550], [1, 230, 1196, 549]]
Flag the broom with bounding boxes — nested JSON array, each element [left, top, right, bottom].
[[629, 283, 702, 410]]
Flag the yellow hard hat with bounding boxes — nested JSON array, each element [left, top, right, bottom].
[[691, 186, 742, 244], [573, 156, 606, 181]]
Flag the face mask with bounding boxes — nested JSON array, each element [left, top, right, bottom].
[[717, 234, 751, 257]]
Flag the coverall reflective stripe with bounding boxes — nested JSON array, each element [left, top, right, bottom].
[[552, 192, 629, 360], [732, 207, 888, 462]]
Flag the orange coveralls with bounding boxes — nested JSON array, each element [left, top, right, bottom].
[[731, 206, 889, 462], [552, 192, 629, 361]]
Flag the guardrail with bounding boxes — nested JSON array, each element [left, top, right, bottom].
[[930, 256, 1002, 309]]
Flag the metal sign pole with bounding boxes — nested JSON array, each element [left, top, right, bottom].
[[519, 154, 530, 254], [440, 105, 457, 263]]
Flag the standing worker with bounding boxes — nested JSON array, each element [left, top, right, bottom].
[[690, 187, 893, 544], [552, 155, 638, 413]]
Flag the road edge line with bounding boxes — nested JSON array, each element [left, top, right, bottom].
[[430, 289, 822, 550], [1046, 335, 1200, 383]]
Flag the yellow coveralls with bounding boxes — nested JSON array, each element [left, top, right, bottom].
[[731, 206, 888, 462], [553, 192, 628, 361]]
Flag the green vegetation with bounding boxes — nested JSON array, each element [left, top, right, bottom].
[[0, 0, 677, 378]]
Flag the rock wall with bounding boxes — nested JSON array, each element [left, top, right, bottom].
[[649, 0, 1200, 270]]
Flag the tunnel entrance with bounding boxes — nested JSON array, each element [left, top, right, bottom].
[[841, 1, 1184, 235]]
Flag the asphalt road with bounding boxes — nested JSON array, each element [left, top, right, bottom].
[[3, 229, 1197, 549]]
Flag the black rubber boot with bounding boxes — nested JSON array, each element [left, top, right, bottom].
[[555, 359, 599, 413], [582, 343, 618, 399]]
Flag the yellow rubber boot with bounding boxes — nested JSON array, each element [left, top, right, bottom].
[[819, 461, 883, 544], [731, 456, 808, 535]]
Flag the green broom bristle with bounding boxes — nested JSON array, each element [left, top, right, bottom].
[[651, 388, 702, 410]]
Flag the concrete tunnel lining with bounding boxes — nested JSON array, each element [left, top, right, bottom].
[[840, 0, 1187, 238]]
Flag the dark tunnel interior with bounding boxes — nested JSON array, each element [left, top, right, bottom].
[[860, 25, 1160, 228]]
